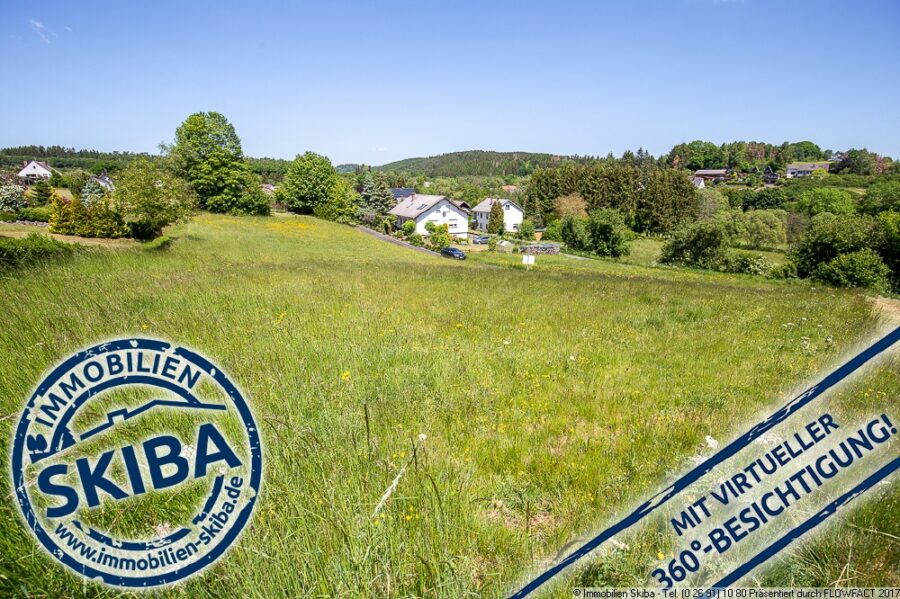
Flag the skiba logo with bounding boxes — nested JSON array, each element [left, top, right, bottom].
[[10, 339, 262, 587]]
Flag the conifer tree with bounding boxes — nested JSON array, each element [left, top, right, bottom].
[[487, 199, 505, 235]]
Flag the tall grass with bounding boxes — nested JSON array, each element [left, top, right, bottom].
[[0, 214, 895, 597]]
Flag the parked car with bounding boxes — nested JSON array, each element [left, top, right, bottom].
[[440, 247, 466, 260], [472, 235, 490, 244]]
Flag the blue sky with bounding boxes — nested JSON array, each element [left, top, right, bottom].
[[2, 0, 899, 165]]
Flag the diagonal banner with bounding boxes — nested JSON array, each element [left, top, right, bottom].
[[509, 326, 900, 598]]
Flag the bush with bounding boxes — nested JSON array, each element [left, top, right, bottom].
[[790, 213, 876, 278], [0, 233, 75, 271], [586, 209, 630, 257], [517, 219, 536, 240], [860, 180, 900, 214], [28, 180, 53, 206], [113, 158, 196, 239], [16, 206, 52, 222], [660, 219, 730, 269], [488, 236, 498, 251], [542, 219, 562, 242], [0, 184, 27, 212], [401, 219, 417, 236], [874, 211, 900, 290], [744, 209, 787, 249], [743, 187, 786, 210], [559, 214, 590, 250], [407, 232, 424, 247], [49, 193, 130, 238], [769, 261, 798, 280], [815, 249, 891, 293], [428, 224, 452, 250], [142, 235, 174, 251], [0, 212, 16, 222], [63, 170, 92, 198], [797, 187, 855, 216], [721, 251, 774, 276]]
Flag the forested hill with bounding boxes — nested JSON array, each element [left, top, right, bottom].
[[373, 150, 591, 177]]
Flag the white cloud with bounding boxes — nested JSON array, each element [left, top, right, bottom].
[[30, 19, 51, 44]]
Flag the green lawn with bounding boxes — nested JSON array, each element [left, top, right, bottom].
[[0, 214, 896, 597]]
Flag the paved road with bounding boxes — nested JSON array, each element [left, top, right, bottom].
[[354, 226, 440, 256]]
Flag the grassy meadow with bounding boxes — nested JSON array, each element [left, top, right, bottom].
[[0, 213, 897, 597]]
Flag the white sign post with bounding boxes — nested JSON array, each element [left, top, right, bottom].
[[522, 254, 535, 269]]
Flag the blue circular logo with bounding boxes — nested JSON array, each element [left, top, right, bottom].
[[10, 338, 262, 587]]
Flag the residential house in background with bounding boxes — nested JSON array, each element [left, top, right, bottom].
[[502, 184, 518, 193], [693, 168, 730, 182], [388, 194, 469, 238], [17, 160, 53, 184], [472, 198, 525, 232], [786, 162, 830, 178], [763, 166, 780, 184], [690, 176, 705, 189], [91, 171, 116, 191]]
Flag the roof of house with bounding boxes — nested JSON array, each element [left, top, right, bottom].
[[17, 160, 53, 177], [389, 187, 416, 199], [472, 198, 524, 213], [787, 162, 831, 171], [388, 194, 456, 219], [693, 169, 729, 176]]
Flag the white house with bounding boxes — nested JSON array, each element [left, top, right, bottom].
[[472, 198, 525, 232], [691, 176, 705, 189], [388, 194, 469, 239], [17, 160, 53, 184], [786, 162, 831, 178]]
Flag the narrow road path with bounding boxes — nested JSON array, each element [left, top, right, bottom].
[[354, 226, 440, 256]]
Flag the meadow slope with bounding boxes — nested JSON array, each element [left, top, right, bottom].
[[0, 214, 896, 597]]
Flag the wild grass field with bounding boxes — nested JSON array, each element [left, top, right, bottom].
[[0, 214, 897, 597]]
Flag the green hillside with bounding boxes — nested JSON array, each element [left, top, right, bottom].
[[374, 150, 590, 177]]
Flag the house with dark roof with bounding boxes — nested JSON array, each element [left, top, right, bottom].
[[693, 169, 730, 181], [91, 171, 116, 191], [388, 194, 469, 238]]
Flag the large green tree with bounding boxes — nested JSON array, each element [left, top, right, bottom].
[[171, 112, 269, 215], [359, 172, 394, 216], [636, 169, 698, 234], [276, 151, 338, 214]]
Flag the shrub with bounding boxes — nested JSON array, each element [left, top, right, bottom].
[[697, 188, 729, 219], [744, 209, 787, 249], [586, 209, 630, 257], [797, 188, 855, 216], [660, 219, 730, 269], [50, 192, 130, 238], [517, 219, 536, 240], [113, 158, 196, 239], [0, 233, 75, 271], [428, 224, 452, 250], [542, 219, 562, 242], [488, 236, 498, 251], [721, 251, 774, 276], [815, 249, 891, 293], [0, 212, 16, 222], [204, 170, 271, 216], [63, 170, 92, 198], [407, 232, 424, 247], [0, 184, 27, 212], [860, 180, 900, 214], [743, 187, 787, 210], [401, 219, 417, 236], [790, 214, 876, 278], [142, 235, 174, 251], [559, 214, 590, 250], [28, 180, 53, 206], [313, 177, 357, 223], [17, 206, 51, 222], [769, 261, 798, 280], [874, 211, 900, 290]]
